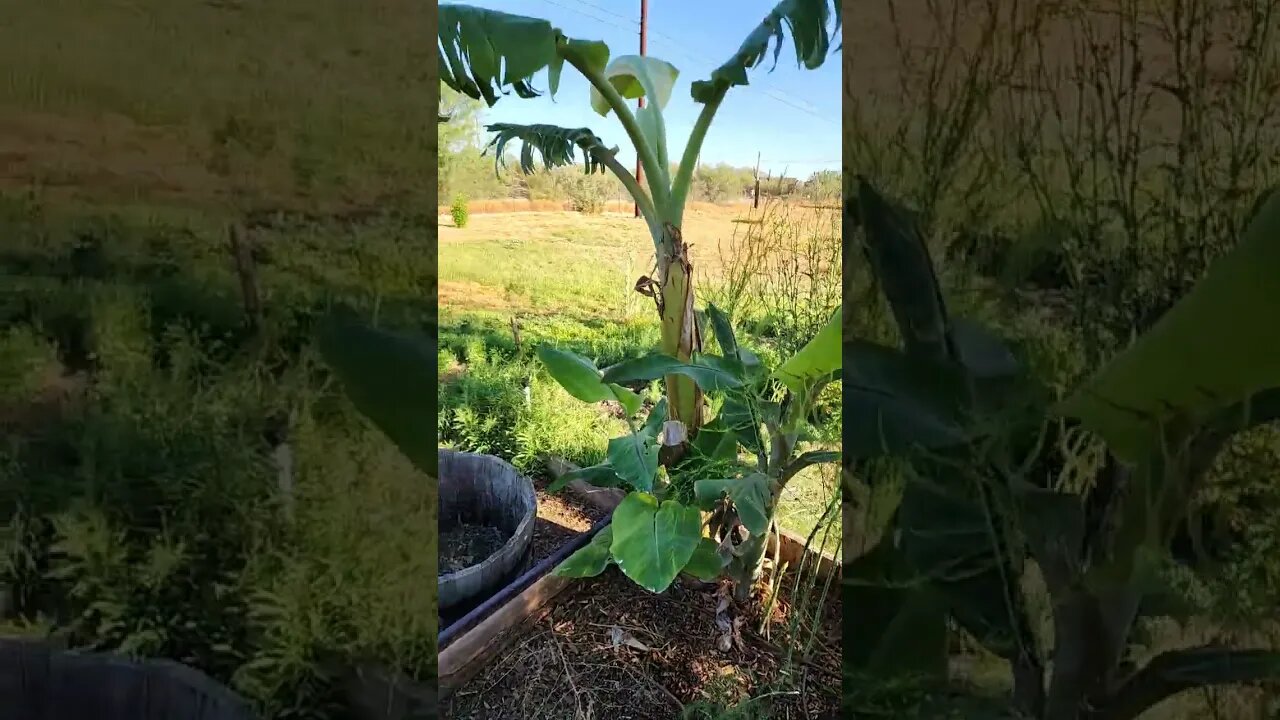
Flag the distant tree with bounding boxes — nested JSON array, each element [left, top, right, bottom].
[[803, 170, 839, 200], [438, 83, 486, 200], [691, 163, 753, 203]]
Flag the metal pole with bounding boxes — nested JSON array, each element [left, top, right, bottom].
[[635, 0, 647, 219], [753, 151, 761, 209]]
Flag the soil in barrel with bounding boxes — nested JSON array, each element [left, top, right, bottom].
[[440, 523, 509, 575]]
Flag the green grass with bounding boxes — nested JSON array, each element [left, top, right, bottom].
[[0, 192, 437, 718]]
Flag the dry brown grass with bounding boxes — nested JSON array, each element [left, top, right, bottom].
[[436, 200, 840, 346], [0, 0, 434, 212], [435, 199, 757, 216], [437, 202, 837, 287]]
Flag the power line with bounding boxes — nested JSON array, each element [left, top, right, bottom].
[[534, 0, 635, 34], [644, 29, 837, 125], [564, 0, 639, 26]]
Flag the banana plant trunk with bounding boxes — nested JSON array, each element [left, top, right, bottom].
[[657, 223, 702, 459], [728, 517, 775, 602]]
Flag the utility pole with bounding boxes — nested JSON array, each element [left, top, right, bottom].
[[635, 0, 647, 219], [753, 151, 761, 209]]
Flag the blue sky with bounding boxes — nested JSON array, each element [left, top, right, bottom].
[[450, 0, 841, 178]]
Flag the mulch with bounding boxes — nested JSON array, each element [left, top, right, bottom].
[[528, 475, 608, 565], [440, 523, 510, 575], [443, 565, 842, 720]]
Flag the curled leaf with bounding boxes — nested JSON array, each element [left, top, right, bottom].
[[486, 123, 615, 175], [691, 0, 838, 103]]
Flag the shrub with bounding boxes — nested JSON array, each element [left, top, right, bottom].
[[691, 164, 753, 204], [707, 196, 841, 357], [234, 405, 437, 714], [562, 173, 610, 215], [450, 194, 469, 228], [522, 169, 565, 202]]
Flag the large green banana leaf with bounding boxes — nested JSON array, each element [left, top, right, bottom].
[[1058, 192, 1280, 463]]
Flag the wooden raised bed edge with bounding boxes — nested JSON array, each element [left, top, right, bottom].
[[438, 456, 841, 698]]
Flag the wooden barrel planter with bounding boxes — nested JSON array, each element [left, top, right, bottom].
[[439, 449, 537, 610], [0, 638, 255, 719]]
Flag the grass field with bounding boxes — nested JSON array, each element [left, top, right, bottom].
[[437, 201, 842, 540], [0, 1, 440, 717], [0, 0, 433, 212]]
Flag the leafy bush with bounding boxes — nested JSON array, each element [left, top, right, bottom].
[[562, 172, 612, 215], [707, 196, 841, 358], [88, 285, 153, 384], [509, 375, 617, 472], [12, 333, 277, 679], [235, 405, 437, 714], [437, 342, 619, 472], [802, 170, 840, 201], [691, 164, 752, 204], [843, 179, 1280, 719], [522, 168, 566, 202], [450, 194, 469, 228], [439, 358, 526, 459]]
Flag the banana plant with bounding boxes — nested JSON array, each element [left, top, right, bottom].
[[546, 303, 840, 598], [316, 317, 439, 480], [438, 0, 840, 448], [844, 179, 1280, 719]]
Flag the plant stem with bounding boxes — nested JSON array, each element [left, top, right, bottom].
[[563, 49, 670, 212], [670, 89, 727, 220], [657, 248, 701, 432], [732, 529, 771, 602]]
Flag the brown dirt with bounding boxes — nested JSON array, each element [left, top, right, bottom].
[[529, 475, 608, 566], [436, 280, 514, 314], [438, 361, 466, 385], [443, 566, 842, 720], [0, 107, 403, 213], [0, 108, 288, 209]]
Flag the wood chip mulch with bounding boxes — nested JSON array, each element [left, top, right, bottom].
[[528, 475, 608, 565], [444, 565, 841, 720]]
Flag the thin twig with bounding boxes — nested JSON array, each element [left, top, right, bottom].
[[549, 630, 584, 720]]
